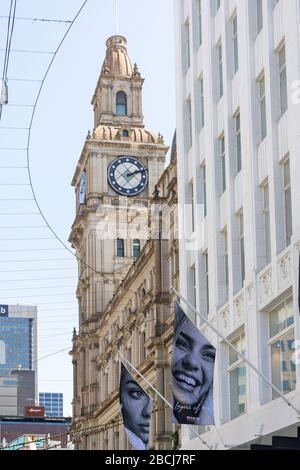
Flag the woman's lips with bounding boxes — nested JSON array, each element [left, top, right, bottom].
[[139, 424, 150, 431], [173, 371, 201, 391]]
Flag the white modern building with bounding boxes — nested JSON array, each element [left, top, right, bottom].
[[174, 0, 300, 449]]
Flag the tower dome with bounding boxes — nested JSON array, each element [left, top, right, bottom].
[[101, 35, 133, 78]]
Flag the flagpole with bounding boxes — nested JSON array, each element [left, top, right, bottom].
[[119, 353, 212, 449], [171, 286, 300, 418]]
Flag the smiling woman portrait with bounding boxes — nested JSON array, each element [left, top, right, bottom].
[[120, 363, 152, 450], [171, 301, 216, 425]]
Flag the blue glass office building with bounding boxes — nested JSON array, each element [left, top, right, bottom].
[[0, 305, 37, 376], [39, 393, 63, 417]]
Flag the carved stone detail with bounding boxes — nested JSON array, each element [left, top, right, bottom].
[[260, 269, 272, 303], [278, 251, 291, 287], [221, 308, 230, 332], [233, 293, 245, 325]]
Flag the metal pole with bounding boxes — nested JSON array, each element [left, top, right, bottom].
[[171, 286, 300, 418]]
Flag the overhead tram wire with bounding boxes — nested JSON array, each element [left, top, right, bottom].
[[0, 0, 17, 120], [0, 258, 75, 263], [0, 247, 67, 251], [7, 78, 42, 83], [3, 0, 17, 79], [0, 284, 77, 291], [0, 48, 55, 55], [0, 0, 13, 119], [0, 276, 77, 282], [0, 237, 55, 240], [0, 267, 76, 273], [0, 16, 73, 24]]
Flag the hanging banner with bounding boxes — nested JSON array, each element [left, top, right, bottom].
[[119, 362, 152, 450], [171, 301, 216, 425]]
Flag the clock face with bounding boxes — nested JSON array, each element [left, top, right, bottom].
[[78, 171, 86, 206], [107, 156, 148, 196]]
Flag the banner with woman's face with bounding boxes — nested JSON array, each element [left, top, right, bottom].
[[172, 301, 216, 425], [119, 363, 152, 450]]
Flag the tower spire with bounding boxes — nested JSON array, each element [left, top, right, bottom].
[[115, 0, 119, 35]]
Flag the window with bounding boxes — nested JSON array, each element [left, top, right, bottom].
[[140, 331, 146, 364], [235, 112, 242, 173], [116, 239, 124, 257], [269, 297, 295, 399], [132, 239, 140, 259], [218, 43, 223, 98], [185, 21, 191, 71], [202, 164, 207, 217], [220, 136, 226, 193], [204, 253, 209, 316], [116, 91, 127, 116], [232, 15, 239, 74], [269, 297, 294, 338], [283, 159, 292, 246], [199, 77, 205, 128], [197, 0, 202, 46], [191, 265, 197, 310], [256, 0, 263, 35], [123, 130, 129, 137], [189, 181, 195, 232], [187, 99, 192, 148], [259, 75, 267, 141], [279, 45, 287, 116], [239, 212, 245, 285], [228, 333, 246, 419], [262, 183, 271, 265], [223, 230, 229, 301]]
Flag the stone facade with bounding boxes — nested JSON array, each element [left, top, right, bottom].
[[69, 36, 178, 450]]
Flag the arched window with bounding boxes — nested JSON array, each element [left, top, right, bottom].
[[116, 239, 125, 257], [133, 239, 140, 259], [123, 129, 129, 137], [116, 91, 127, 116]]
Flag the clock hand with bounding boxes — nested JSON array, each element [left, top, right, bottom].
[[126, 169, 144, 177]]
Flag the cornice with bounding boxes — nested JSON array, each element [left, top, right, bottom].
[[71, 140, 168, 187]]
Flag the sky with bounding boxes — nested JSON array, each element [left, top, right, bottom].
[[0, 0, 175, 416]]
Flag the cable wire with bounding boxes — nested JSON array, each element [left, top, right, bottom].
[[3, 0, 17, 80], [0, 15, 73, 24], [0, 0, 17, 120]]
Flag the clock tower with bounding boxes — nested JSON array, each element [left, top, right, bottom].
[[69, 36, 168, 421]]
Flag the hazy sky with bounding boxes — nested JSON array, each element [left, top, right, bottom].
[[0, 0, 175, 416]]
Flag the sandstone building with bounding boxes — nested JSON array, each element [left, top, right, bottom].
[[69, 35, 178, 450]]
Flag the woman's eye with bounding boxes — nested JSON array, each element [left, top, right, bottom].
[[130, 390, 145, 400], [201, 350, 215, 362], [176, 338, 188, 350]]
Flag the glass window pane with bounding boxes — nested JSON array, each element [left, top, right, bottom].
[[257, 0, 263, 34], [269, 298, 294, 337], [133, 240, 140, 259], [117, 239, 124, 257], [230, 364, 246, 419], [279, 46, 286, 70], [271, 330, 296, 399], [283, 160, 290, 187], [116, 92, 127, 116]]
